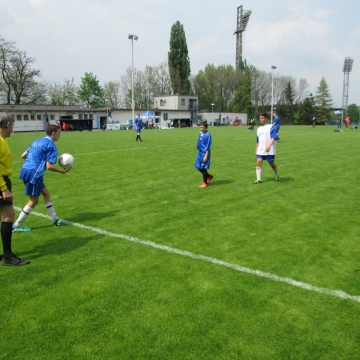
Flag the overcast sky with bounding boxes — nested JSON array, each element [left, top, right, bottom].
[[0, 0, 359, 106]]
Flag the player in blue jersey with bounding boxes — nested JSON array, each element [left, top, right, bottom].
[[254, 113, 279, 184], [195, 121, 213, 188], [134, 113, 143, 142], [12, 125, 71, 232], [273, 111, 280, 141]]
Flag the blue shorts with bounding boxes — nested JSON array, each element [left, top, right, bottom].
[[24, 181, 46, 197], [256, 154, 275, 163]]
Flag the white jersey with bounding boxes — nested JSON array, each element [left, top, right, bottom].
[[256, 124, 277, 155]]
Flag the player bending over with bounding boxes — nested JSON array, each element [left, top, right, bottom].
[[254, 113, 280, 184], [13, 125, 71, 232]]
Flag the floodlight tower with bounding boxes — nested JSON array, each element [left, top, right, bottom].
[[234, 5, 252, 69], [342, 57, 353, 119]]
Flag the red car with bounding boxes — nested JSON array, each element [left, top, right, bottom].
[[230, 120, 241, 126]]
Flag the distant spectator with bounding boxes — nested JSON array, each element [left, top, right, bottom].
[[345, 116, 350, 128]]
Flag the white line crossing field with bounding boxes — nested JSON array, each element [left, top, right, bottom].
[[14, 207, 360, 304]]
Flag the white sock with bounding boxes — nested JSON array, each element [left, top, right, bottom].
[[14, 205, 33, 227], [256, 167, 262, 180], [45, 202, 58, 220]]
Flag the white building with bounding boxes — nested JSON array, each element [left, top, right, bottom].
[[0, 95, 247, 131]]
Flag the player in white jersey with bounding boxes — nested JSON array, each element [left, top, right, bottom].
[[254, 113, 280, 184]]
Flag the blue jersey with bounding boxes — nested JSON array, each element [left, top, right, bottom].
[[134, 117, 142, 131], [273, 115, 280, 132], [19, 136, 58, 185], [195, 131, 212, 169]]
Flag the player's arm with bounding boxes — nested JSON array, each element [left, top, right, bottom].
[[46, 162, 71, 174], [255, 136, 259, 154], [21, 151, 28, 159], [266, 138, 275, 152], [203, 149, 209, 162]]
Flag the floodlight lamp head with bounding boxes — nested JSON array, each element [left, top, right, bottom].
[[128, 34, 138, 41], [271, 65, 277, 70], [211, 103, 215, 106]]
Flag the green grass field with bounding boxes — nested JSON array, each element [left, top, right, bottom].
[[1, 125, 360, 359]]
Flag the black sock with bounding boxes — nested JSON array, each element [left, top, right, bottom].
[[1, 221, 13, 257], [199, 169, 208, 183]]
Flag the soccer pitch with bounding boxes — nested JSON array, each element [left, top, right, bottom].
[[1, 125, 360, 359]]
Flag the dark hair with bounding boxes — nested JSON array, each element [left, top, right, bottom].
[[46, 124, 60, 136], [0, 112, 14, 127], [260, 113, 268, 119], [200, 121, 208, 128]]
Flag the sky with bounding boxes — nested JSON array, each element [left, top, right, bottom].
[[0, 0, 359, 107]]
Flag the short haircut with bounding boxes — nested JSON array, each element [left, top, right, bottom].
[[200, 121, 208, 128], [260, 113, 268, 119], [0, 112, 14, 127], [46, 124, 60, 136]]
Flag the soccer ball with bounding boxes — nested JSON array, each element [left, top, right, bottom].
[[59, 153, 74, 169]]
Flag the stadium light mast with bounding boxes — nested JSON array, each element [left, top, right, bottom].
[[342, 57, 353, 120], [270, 65, 276, 124], [128, 34, 138, 124], [233, 5, 252, 69]]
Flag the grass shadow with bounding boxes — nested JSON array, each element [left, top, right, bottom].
[[21, 234, 103, 259]]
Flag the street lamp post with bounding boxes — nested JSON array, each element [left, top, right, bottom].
[[106, 101, 109, 129], [128, 34, 138, 125], [270, 65, 276, 124], [211, 103, 215, 126]]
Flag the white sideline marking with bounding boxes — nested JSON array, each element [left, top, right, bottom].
[[74, 143, 191, 156], [14, 207, 360, 304]]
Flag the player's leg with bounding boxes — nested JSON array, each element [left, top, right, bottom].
[[41, 187, 64, 226], [254, 157, 263, 184], [13, 181, 43, 231], [1, 202, 30, 265], [13, 195, 39, 232], [269, 160, 280, 180]]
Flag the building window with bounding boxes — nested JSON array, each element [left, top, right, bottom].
[[181, 99, 185, 106], [79, 114, 83, 120], [37, 114, 42, 120], [89, 113, 93, 119], [160, 100, 165, 106], [50, 114, 55, 120], [16, 115, 22, 121], [31, 114, 35, 120], [84, 114, 88, 120], [163, 113, 168, 120], [24, 115, 29, 121]]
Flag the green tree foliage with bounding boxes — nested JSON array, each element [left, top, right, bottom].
[[103, 80, 121, 108], [48, 78, 78, 106], [168, 21, 191, 94], [315, 77, 333, 124], [296, 94, 316, 125], [346, 103, 359, 122], [277, 81, 296, 123], [232, 63, 259, 117], [193, 64, 237, 112], [0, 34, 41, 104], [77, 72, 104, 108]]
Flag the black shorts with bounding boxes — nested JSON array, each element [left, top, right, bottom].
[[0, 176, 13, 206]]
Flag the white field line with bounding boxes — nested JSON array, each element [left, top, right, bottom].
[[14, 207, 360, 304]]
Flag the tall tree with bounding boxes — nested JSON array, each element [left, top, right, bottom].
[[0, 35, 41, 104], [77, 72, 104, 108], [296, 94, 315, 125], [347, 104, 359, 122], [48, 78, 78, 106], [103, 80, 122, 108], [168, 21, 191, 94], [315, 77, 333, 124]]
